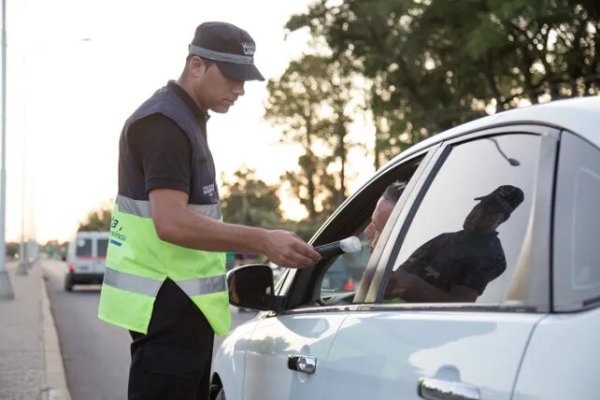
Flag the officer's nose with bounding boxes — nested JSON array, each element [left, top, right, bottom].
[[232, 80, 245, 96]]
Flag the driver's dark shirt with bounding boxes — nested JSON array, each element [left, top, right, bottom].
[[399, 230, 506, 294]]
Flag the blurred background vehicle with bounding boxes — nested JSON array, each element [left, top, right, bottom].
[[64, 231, 109, 291]]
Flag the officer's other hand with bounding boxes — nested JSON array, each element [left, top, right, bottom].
[[263, 230, 321, 268]]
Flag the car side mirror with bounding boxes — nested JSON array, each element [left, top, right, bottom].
[[227, 264, 277, 311]]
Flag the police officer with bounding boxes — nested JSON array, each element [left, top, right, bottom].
[[385, 185, 524, 302], [98, 22, 320, 400]]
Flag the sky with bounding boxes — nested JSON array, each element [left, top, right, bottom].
[[3, 0, 376, 243]]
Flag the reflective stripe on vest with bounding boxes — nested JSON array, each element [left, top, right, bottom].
[[104, 266, 226, 297], [116, 195, 222, 219]]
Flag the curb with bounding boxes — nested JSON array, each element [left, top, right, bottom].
[[40, 266, 72, 400]]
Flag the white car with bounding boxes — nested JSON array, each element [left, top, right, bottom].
[[211, 96, 600, 400], [64, 231, 109, 291]]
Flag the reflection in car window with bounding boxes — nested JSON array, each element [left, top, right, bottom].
[[386, 134, 540, 304]]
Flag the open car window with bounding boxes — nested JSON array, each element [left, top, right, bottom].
[[307, 153, 427, 308]]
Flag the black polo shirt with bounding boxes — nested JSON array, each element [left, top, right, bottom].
[[125, 81, 211, 198]]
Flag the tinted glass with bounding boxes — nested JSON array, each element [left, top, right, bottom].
[[554, 133, 600, 311], [573, 170, 600, 288], [97, 239, 109, 257], [75, 238, 93, 257], [385, 134, 541, 304]]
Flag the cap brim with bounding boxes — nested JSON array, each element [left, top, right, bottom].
[[216, 61, 265, 82]]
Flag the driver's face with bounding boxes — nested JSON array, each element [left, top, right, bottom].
[[365, 197, 395, 251]]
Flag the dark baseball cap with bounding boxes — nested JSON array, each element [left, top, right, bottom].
[[474, 185, 524, 215], [189, 21, 265, 82]]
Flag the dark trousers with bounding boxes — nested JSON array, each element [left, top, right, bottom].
[[128, 279, 214, 400]]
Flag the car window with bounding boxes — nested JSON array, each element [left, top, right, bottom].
[[75, 238, 93, 257], [320, 233, 371, 295], [554, 132, 600, 311], [97, 238, 109, 258], [312, 154, 426, 307], [383, 134, 541, 304]]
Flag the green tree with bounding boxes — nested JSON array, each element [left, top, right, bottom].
[[6, 242, 18, 258], [220, 167, 283, 228], [265, 54, 362, 216], [78, 200, 113, 232], [288, 0, 600, 167]]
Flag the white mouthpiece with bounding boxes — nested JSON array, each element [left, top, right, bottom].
[[339, 236, 362, 253]]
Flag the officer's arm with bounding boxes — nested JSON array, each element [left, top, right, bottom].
[[148, 188, 321, 267]]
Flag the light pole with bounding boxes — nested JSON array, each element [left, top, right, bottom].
[[0, 0, 14, 299]]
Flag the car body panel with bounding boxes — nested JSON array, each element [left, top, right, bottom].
[[322, 311, 543, 400], [242, 313, 348, 400], [212, 318, 259, 400], [513, 309, 600, 399]]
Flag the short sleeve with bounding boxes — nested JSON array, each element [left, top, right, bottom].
[[128, 113, 192, 194]]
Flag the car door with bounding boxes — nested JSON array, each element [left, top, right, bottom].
[[513, 130, 600, 399], [240, 150, 432, 400], [321, 126, 557, 400], [94, 234, 109, 275]]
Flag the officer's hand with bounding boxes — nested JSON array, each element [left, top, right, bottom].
[[263, 230, 321, 268]]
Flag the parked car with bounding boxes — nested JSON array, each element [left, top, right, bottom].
[[64, 231, 109, 291], [211, 96, 600, 400]]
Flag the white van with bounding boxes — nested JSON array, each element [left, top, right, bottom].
[[64, 231, 109, 291]]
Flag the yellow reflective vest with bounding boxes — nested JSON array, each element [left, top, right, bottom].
[[98, 83, 230, 336]]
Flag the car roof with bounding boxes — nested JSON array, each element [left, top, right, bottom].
[[387, 95, 600, 167], [75, 231, 110, 238]]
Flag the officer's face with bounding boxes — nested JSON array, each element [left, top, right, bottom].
[[191, 58, 245, 113], [463, 201, 506, 233], [365, 197, 395, 251]]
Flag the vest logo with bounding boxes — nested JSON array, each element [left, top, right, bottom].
[[110, 218, 127, 244]]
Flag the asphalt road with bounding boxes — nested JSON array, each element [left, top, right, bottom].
[[42, 259, 257, 400]]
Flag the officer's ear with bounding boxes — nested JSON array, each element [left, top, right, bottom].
[[187, 56, 210, 77]]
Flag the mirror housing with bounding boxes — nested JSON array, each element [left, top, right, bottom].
[[227, 264, 278, 311]]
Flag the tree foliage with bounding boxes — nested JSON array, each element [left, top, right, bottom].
[[5, 242, 18, 258], [265, 54, 363, 218], [78, 201, 113, 232], [287, 0, 600, 167], [220, 167, 283, 228]]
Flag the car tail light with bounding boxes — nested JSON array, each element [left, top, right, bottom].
[[343, 277, 355, 291], [68, 263, 75, 272]]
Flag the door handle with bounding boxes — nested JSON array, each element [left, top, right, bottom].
[[418, 377, 481, 400], [288, 355, 317, 374]]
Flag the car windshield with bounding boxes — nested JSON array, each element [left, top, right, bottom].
[[75, 238, 93, 257]]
